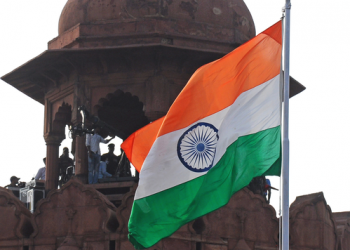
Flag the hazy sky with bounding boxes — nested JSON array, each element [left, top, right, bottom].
[[1, 0, 349, 214]]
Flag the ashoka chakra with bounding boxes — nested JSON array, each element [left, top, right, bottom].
[[177, 122, 219, 172]]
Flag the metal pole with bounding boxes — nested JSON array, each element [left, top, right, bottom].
[[279, 13, 285, 250], [282, 1, 291, 250]]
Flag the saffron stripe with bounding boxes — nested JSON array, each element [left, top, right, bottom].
[[135, 74, 280, 200], [158, 21, 282, 137]]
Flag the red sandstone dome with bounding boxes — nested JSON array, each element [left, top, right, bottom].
[[58, 0, 256, 48]]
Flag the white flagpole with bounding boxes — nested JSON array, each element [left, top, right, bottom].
[[282, 1, 291, 250], [279, 12, 285, 250]]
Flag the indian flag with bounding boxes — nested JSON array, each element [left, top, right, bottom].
[[122, 21, 282, 249]]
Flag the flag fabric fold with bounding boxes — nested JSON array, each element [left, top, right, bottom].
[[122, 21, 282, 249]]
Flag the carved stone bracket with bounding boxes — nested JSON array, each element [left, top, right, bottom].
[[44, 133, 65, 145]]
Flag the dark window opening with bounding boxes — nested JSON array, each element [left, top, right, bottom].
[[192, 217, 205, 234], [109, 240, 116, 250]]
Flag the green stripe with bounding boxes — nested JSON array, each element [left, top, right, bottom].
[[129, 126, 281, 249]]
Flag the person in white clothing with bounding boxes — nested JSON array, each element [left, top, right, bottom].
[[86, 127, 114, 184], [35, 158, 46, 180]]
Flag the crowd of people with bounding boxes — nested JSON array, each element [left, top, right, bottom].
[[86, 127, 131, 184], [4, 123, 276, 203], [4, 127, 276, 205], [4, 127, 132, 189]]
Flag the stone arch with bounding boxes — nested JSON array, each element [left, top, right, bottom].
[[52, 102, 72, 136], [92, 90, 149, 140], [45, 102, 73, 191]]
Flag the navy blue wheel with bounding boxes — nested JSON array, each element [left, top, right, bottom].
[[177, 122, 219, 172]]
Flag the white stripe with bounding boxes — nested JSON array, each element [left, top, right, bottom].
[[135, 75, 280, 200]]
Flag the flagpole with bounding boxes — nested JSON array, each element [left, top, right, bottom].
[[282, 1, 291, 250], [279, 12, 285, 250]]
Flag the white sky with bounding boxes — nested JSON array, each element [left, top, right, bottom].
[[0, 0, 349, 214]]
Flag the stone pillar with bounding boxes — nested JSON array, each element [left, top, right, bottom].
[[71, 80, 89, 184], [45, 135, 63, 192], [74, 136, 88, 184]]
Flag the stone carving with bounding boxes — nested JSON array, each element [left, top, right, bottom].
[[340, 219, 350, 250], [114, 183, 138, 234], [233, 212, 251, 250], [0, 176, 346, 250], [31, 178, 119, 249], [57, 208, 80, 250], [333, 212, 350, 250], [289, 192, 337, 250], [200, 188, 279, 250], [0, 187, 34, 240]]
